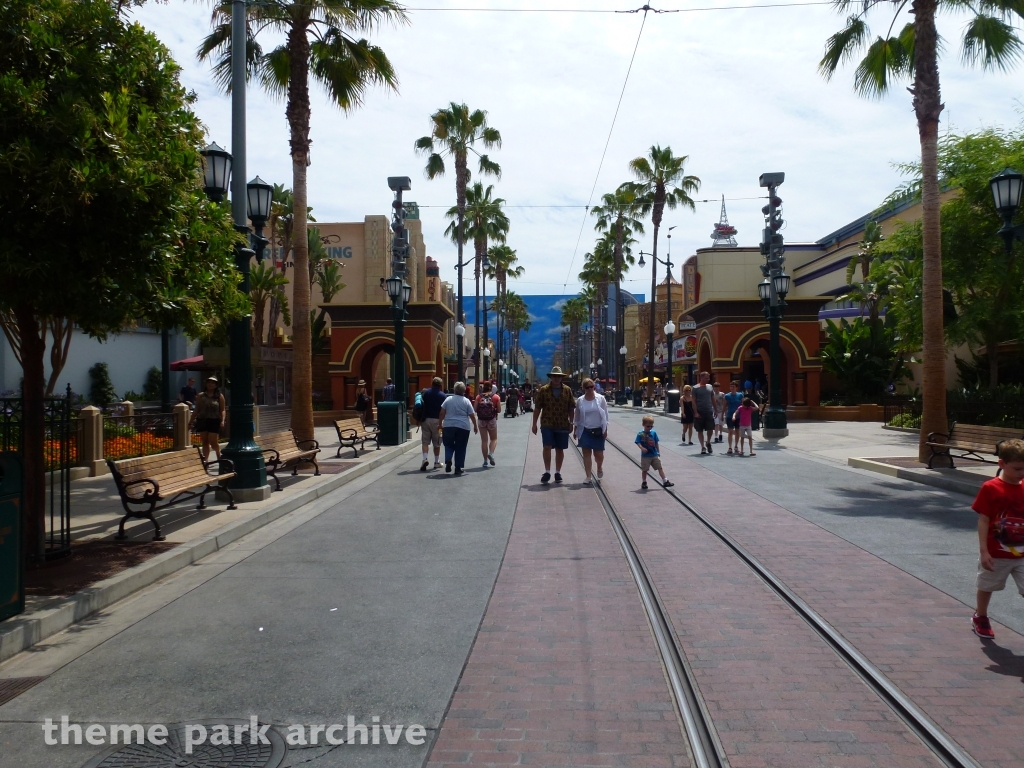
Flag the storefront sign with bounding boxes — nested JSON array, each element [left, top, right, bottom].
[[672, 334, 697, 362]]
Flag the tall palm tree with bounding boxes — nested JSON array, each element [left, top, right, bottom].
[[560, 295, 589, 376], [486, 243, 524, 370], [629, 145, 700, 401], [415, 103, 502, 381], [199, 0, 405, 441], [445, 183, 508, 383], [249, 261, 291, 348], [580, 234, 619, 369], [819, 1, 1024, 459]]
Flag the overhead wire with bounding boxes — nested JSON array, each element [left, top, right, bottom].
[[404, 2, 834, 12]]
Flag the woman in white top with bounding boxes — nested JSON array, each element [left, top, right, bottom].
[[573, 377, 609, 486], [439, 381, 478, 475]]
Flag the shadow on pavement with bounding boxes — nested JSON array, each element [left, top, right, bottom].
[[981, 640, 1024, 684]]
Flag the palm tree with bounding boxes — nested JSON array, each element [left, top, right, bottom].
[[415, 103, 502, 380], [579, 235, 619, 369], [249, 261, 291, 347], [629, 145, 700, 401], [560, 295, 589, 376], [444, 182, 508, 383], [486, 243, 524, 371], [199, 0, 405, 441], [819, 1, 1024, 459]]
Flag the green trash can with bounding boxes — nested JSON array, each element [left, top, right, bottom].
[[0, 453, 24, 623], [376, 401, 407, 446]]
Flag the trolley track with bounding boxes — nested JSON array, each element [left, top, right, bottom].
[[571, 433, 982, 768]]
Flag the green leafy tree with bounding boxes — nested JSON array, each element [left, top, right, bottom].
[[821, 317, 909, 400], [629, 145, 700, 398], [0, 0, 247, 558], [199, 0, 405, 442], [142, 366, 163, 402], [819, 0, 1024, 459], [88, 363, 119, 407]]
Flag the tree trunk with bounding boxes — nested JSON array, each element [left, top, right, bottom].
[[647, 222, 661, 402], [287, 24, 314, 442], [912, 1, 947, 462], [15, 303, 46, 561], [45, 316, 73, 396], [987, 340, 999, 390]]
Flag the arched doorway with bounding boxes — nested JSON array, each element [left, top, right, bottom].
[[749, 337, 796, 405], [356, 341, 413, 407], [698, 339, 712, 376]]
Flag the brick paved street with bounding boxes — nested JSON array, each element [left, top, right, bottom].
[[427, 429, 691, 767]]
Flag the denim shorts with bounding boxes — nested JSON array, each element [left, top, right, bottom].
[[578, 429, 605, 451], [541, 428, 570, 450]]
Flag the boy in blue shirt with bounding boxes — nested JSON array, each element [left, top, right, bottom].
[[635, 415, 674, 490], [723, 381, 745, 454]]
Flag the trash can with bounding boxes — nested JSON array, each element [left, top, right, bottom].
[[633, 392, 643, 408], [376, 401, 407, 446], [666, 388, 681, 415], [0, 453, 24, 622]]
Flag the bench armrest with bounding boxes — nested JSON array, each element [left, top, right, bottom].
[[214, 457, 235, 475], [927, 431, 949, 444], [337, 428, 358, 440], [123, 477, 159, 498], [261, 447, 282, 463], [296, 438, 320, 451]]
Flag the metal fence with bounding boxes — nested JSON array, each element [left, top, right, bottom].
[[0, 388, 73, 560], [883, 396, 1024, 431], [102, 412, 176, 460]]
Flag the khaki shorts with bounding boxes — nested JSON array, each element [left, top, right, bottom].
[[640, 456, 662, 472], [479, 418, 498, 437], [420, 418, 441, 449], [977, 557, 1024, 593]]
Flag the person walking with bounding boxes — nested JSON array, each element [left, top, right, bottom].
[[178, 377, 198, 407], [189, 376, 225, 465], [439, 382, 478, 476], [475, 381, 501, 467], [531, 366, 575, 484], [680, 384, 695, 445], [382, 377, 395, 401], [723, 380, 744, 455], [354, 380, 371, 426], [692, 371, 716, 454], [574, 377, 608, 486], [418, 377, 447, 471], [712, 381, 726, 444]]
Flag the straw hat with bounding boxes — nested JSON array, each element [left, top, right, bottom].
[[547, 366, 565, 377], [357, 379, 366, 386]]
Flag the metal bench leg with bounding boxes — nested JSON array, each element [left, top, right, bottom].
[[114, 513, 131, 541], [148, 512, 165, 542], [269, 465, 282, 491], [222, 485, 237, 510], [311, 456, 320, 476]]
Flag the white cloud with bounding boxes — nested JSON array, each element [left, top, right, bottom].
[[129, 2, 1023, 300]]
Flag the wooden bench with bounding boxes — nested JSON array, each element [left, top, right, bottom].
[[334, 418, 380, 458], [259, 430, 320, 491], [107, 449, 236, 542], [926, 422, 1024, 468]]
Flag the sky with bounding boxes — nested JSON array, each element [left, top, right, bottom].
[[129, 1, 1024, 303]]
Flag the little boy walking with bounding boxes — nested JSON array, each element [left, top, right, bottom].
[[635, 415, 674, 490], [970, 438, 1024, 639]]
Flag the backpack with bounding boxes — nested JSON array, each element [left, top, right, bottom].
[[412, 390, 424, 425], [476, 394, 497, 421]]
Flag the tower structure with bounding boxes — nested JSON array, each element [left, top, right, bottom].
[[710, 195, 738, 247]]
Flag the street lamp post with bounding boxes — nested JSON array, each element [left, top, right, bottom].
[[199, 143, 270, 499], [989, 168, 1024, 253], [638, 244, 674, 402], [619, 344, 628, 402], [758, 172, 790, 439], [387, 176, 412, 413]]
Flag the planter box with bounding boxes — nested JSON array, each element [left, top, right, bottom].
[[787, 404, 883, 422]]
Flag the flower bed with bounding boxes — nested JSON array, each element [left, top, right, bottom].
[[104, 433, 175, 461]]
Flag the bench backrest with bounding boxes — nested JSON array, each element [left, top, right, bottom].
[[335, 418, 368, 434], [260, 430, 301, 453], [949, 422, 1024, 450], [111, 448, 206, 486]]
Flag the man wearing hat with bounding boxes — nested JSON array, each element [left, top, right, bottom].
[[531, 366, 575, 484]]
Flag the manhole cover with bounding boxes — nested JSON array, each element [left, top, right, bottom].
[[80, 719, 286, 768]]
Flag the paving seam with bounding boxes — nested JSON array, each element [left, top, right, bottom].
[[0, 441, 420, 666], [605, 420, 1024, 768], [597, 440, 949, 768]]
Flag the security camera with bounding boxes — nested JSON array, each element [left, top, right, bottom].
[[759, 172, 785, 188], [388, 176, 412, 192]]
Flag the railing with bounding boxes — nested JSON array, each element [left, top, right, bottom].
[[883, 395, 1024, 431], [102, 412, 176, 460], [0, 388, 73, 559]]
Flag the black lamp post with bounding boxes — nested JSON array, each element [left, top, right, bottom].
[[199, 144, 270, 497], [758, 172, 790, 438], [638, 245, 675, 400], [387, 176, 412, 417], [989, 167, 1024, 253]]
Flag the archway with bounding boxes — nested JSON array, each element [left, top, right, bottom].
[[698, 339, 713, 377], [746, 337, 798, 405], [355, 341, 413, 407]]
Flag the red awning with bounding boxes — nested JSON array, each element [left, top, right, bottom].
[[170, 355, 213, 372]]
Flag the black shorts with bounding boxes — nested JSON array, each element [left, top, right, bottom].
[[694, 413, 715, 433], [195, 417, 221, 434]]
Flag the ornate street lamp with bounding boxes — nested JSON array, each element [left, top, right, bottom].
[[758, 171, 789, 438], [200, 143, 232, 203], [989, 167, 1024, 254]]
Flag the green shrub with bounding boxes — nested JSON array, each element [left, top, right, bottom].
[[89, 363, 118, 406], [142, 366, 162, 401]]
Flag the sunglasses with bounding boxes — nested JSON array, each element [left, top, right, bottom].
[[585, 385, 595, 390]]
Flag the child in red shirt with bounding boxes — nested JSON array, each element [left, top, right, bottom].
[[970, 439, 1024, 639]]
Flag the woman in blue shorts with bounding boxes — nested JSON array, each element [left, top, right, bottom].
[[574, 377, 609, 486]]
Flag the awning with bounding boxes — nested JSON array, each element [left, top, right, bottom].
[[170, 355, 214, 372]]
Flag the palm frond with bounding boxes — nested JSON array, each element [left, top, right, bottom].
[[423, 152, 445, 179], [852, 30, 913, 97], [258, 45, 290, 99], [477, 154, 501, 178], [820, 16, 870, 79], [311, 31, 398, 111], [961, 13, 1023, 70]]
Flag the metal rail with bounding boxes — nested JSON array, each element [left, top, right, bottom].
[[599, 430, 982, 768], [569, 442, 726, 768]]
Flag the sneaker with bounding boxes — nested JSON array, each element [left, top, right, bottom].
[[420, 460, 429, 472], [541, 472, 551, 484], [688, 441, 694, 445], [483, 460, 489, 468], [597, 469, 603, 479], [727, 449, 733, 455], [454, 467, 464, 476], [641, 481, 648, 489], [434, 461, 443, 469], [583, 478, 593, 486], [663, 480, 674, 488], [488, 453, 496, 466], [445, 462, 452, 474], [554, 472, 563, 484], [972, 613, 995, 639], [701, 447, 707, 455], [707, 443, 713, 454]]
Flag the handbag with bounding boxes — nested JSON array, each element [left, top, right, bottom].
[[584, 426, 604, 439]]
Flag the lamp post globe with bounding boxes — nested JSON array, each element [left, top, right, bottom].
[[200, 143, 232, 203], [990, 167, 1023, 216], [385, 274, 403, 301], [402, 282, 412, 306], [772, 273, 791, 300], [246, 176, 273, 229]]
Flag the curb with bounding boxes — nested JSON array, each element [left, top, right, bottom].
[[0, 441, 420, 664], [847, 457, 984, 497]]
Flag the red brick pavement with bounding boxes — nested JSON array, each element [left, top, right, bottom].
[[606, 420, 1024, 768], [598, 437, 943, 768], [426, 430, 691, 768]]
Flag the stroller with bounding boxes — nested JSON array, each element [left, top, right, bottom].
[[504, 394, 518, 418], [521, 393, 533, 413]]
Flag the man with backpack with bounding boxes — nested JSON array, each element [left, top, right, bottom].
[[418, 377, 447, 472], [475, 380, 501, 468]]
